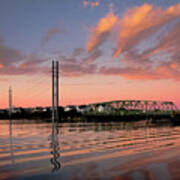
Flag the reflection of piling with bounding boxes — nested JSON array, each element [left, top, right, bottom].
[[9, 120, 15, 164], [50, 122, 61, 172]]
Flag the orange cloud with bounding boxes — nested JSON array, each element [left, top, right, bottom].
[[120, 4, 153, 38], [86, 10, 118, 52], [0, 64, 4, 69], [167, 3, 180, 15], [114, 3, 180, 57], [85, 3, 180, 81], [91, 2, 99, 7], [82, 1, 99, 8], [19, 63, 27, 68], [170, 63, 179, 70], [86, 3, 180, 57]]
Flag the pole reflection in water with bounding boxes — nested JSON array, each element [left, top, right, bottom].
[[50, 122, 61, 172], [9, 120, 15, 164]]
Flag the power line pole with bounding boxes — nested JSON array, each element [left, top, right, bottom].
[[52, 60, 59, 123], [52, 61, 55, 123], [56, 61, 59, 121], [9, 86, 12, 118], [51, 60, 60, 172]]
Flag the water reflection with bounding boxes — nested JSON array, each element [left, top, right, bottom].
[[9, 120, 15, 164], [0, 120, 180, 179], [50, 121, 61, 172], [65, 121, 154, 133]]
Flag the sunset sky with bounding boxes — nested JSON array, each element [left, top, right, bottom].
[[0, 0, 180, 108]]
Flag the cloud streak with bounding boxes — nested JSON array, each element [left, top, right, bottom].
[[0, 38, 49, 76], [86, 3, 180, 56], [99, 62, 180, 81], [59, 48, 103, 77], [1, 3, 179, 82], [98, 21, 180, 81], [0, 39, 22, 66], [86, 9, 118, 52], [85, 3, 180, 81], [0, 56, 49, 76], [114, 3, 180, 57], [41, 27, 64, 46]]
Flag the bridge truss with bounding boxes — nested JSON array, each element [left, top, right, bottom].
[[84, 100, 178, 116]]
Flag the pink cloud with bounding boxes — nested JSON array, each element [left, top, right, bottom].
[[98, 58, 180, 81]]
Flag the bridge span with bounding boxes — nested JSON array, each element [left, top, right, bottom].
[[82, 100, 178, 117]]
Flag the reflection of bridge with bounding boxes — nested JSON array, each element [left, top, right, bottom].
[[83, 100, 178, 116]]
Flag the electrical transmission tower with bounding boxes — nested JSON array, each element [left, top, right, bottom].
[[52, 61, 59, 122]]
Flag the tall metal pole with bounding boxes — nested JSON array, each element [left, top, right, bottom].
[[56, 61, 59, 121], [52, 61, 55, 123], [9, 86, 12, 118], [52, 60, 59, 122]]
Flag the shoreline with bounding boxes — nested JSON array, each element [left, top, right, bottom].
[[0, 114, 179, 126]]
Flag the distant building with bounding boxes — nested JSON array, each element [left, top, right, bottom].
[[76, 105, 88, 113], [97, 105, 105, 113], [96, 104, 113, 113], [12, 107, 21, 113], [64, 105, 76, 112]]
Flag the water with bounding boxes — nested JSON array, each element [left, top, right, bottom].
[[0, 120, 180, 180]]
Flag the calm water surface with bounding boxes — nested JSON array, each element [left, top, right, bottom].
[[0, 120, 180, 180]]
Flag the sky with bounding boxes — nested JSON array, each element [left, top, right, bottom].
[[0, 0, 180, 108]]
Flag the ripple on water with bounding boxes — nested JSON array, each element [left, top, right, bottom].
[[0, 120, 180, 179]]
